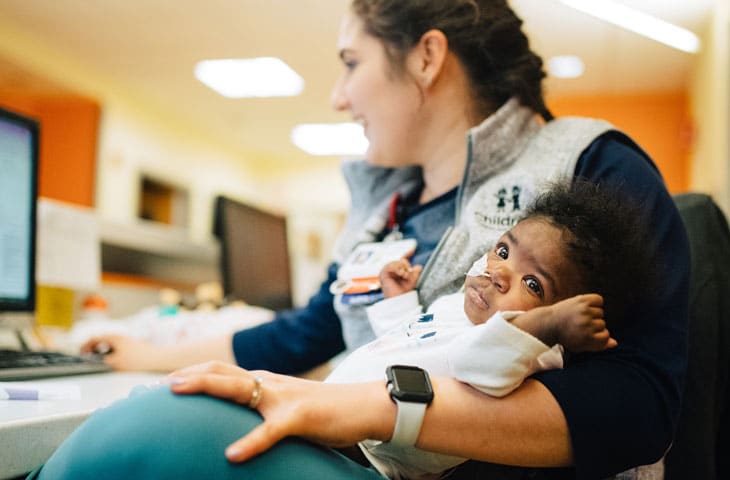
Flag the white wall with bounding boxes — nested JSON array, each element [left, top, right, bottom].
[[690, 0, 730, 216], [92, 98, 352, 307]]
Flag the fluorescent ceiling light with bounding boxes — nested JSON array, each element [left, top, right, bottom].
[[558, 0, 701, 54], [548, 55, 585, 78], [194, 57, 304, 98], [291, 123, 369, 156]]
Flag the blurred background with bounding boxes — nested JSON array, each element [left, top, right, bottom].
[[0, 0, 726, 313]]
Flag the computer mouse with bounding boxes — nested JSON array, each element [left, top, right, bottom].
[[93, 341, 113, 355]]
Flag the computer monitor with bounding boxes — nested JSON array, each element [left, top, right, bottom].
[[0, 106, 38, 317], [0, 109, 113, 379], [213, 196, 293, 310]]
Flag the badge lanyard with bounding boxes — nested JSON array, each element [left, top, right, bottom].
[[385, 193, 403, 241]]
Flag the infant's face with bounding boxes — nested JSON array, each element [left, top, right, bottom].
[[463, 218, 581, 324]]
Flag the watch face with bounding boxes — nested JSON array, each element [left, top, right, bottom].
[[387, 365, 434, 403]]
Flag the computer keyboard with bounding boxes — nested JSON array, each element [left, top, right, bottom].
[[0, 348, 111, 381]]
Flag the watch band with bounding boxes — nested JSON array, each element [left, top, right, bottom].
[[389, 398, 428, 446]]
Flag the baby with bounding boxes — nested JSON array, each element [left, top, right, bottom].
[[326, 180, 654, 480]]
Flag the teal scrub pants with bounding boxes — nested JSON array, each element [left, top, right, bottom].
[[29, 385, 385, 480]]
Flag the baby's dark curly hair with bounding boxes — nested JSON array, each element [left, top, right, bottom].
[[523, 179, 656, 329]]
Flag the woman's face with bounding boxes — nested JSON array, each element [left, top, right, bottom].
[[463, 218, 582, 325], [330, 14, 424, 167]]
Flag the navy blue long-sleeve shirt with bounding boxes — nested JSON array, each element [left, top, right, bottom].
[[536, 132, 689, 478]]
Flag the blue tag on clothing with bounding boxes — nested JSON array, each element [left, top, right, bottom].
[[340, 291, 385, 305]]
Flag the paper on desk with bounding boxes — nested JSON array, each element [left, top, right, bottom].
[[0, 381, 81, 400], [36, 198, 100, 291], [52, 304, 276, 351]]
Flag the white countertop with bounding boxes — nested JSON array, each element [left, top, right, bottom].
[[0, 372, 162, 479]]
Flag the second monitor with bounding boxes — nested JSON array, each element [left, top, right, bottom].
[[213, 196, 293, 311]]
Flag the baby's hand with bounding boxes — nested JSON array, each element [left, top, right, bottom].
[[379, 259, 422, 298], [548, 294, 617, 352], [511, 294, 616, 352]]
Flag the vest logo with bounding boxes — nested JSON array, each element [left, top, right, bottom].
[[474, 183, 526, 230], [496, 185, 522, 212]]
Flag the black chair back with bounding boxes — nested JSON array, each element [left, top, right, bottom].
[[665, 193, 730, 480]]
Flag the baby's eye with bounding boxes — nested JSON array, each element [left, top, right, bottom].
[[495, 244, 508, 259], [524, 277, 544, 298]]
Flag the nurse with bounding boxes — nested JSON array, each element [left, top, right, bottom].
[[59, 1, 688, 479]]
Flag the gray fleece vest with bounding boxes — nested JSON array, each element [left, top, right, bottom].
[[333, 98, 614, 351]]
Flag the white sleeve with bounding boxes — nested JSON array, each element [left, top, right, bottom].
[[365, 290, 423, 337], [447, 311, 564, 397]]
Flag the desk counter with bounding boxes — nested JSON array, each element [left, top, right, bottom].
[[1, 372, 162, 479]]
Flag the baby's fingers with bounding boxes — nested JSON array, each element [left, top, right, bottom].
[[579, 293, 604, 307], [583, 329, 618, 351], [590, 318, 607, 332]]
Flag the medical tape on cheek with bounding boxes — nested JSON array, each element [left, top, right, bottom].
[[466, 253, 489, 277]]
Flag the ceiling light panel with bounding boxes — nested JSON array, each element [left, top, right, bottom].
[[291, 123, 368, 156], [558, 0, 701, 53], [548, 55, 585, 78], [195, 57, 304, 98]]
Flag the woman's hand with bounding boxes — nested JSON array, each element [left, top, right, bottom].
[[80, 335, 162, 371], [81, 334, 238, 372], [168, 361, 396, 463]]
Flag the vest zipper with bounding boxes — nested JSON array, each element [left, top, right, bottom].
[[454, 131, 475, 223], [416, 132, 473, 293]]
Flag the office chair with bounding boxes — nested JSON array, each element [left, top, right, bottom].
[[663, 192, 730, 480], [576, 193, 730, 480]]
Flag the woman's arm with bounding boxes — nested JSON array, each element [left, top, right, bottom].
[[169, 362, 572, 467], [82, 263, 346, 374], [421, 377, 572, 466], [564, 133, 689, 477], [230, 263, 346, 373], [82, 334, 236, 372]]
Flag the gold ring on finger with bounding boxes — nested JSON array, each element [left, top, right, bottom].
[[248, 376, 264, 409]]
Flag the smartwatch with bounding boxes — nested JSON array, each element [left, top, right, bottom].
[[385, 365, 434, 446]]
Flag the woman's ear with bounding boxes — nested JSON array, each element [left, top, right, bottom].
[[408, 29, 448, 89]]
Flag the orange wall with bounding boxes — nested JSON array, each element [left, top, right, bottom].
[[549, 92, 691, 193], [0, 95, 99, 207], [1, 92, 689, 203]]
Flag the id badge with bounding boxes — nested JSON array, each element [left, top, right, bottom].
[[330, 239, 417, 295]]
